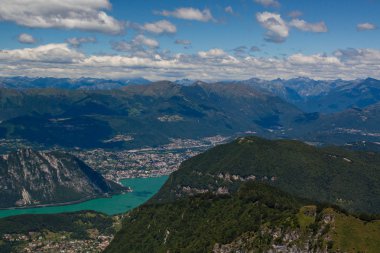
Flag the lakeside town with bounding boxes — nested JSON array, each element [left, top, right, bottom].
[[0, 135, 229, 181], [70, 135, 230, 180]]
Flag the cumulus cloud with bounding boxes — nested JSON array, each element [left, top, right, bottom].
[[289, 19, 328, 32], [66, 37, 96, 47], [225, 6, 234, 14], [18, 33, 36, 44], [198, 48, 226, 58], [254, 0, 280, 8], [0, 43, 84, 63], [112, 35, 159, 56], [0, 0, 124, 34], [1, 43, 380, 81], [357, 22, 377, 31], [288, 53, 340, 65], [256, 12, 328, 42], [134, 35, 159, 48], [156, 8, 214, 22], [142, 20, 176, 34], [256, 12, 289, 43]]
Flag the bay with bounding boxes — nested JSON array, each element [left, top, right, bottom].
[[0, 176, 168, 218]]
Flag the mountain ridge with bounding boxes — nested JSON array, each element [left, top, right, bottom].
[[0, 148, 126, 208]]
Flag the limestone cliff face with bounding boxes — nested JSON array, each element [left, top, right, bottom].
[[0, 149, 123, 208]]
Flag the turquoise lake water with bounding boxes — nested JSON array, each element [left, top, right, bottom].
[[0, 176, 168, 218]]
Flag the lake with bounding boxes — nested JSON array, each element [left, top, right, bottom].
[[0, 176, 168, 218]]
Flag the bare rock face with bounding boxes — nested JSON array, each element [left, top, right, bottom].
[[0, 149, 124, 208]]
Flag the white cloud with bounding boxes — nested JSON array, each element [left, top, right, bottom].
[[0, 0, 124, 34], [18, 33, 36, 44], [112, 35, 159, 55], [254, 0, 280, 8], [289, 19, 328, 32], [256, 12, 328, 42], [1, 43, 380, 81], [134, 35, 159, 48], [0, 43, 84, 63], [288, 54, 340, 65], [225, 6, 234, 14], [256, 12, 289, 43], [66, 37, 96, 47], [142, 20, 177, 34], [156, 8, 214, 22], [357, 22, 377, 31], [198, 48, 226, 58]]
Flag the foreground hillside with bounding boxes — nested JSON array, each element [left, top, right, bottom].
[[107, 182, 380, 253], [106, 137, 380, 253], [153, 136, 380, 214], [0, 149, 125, 208]]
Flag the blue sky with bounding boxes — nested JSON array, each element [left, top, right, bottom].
[[0, 0, 379, 80]]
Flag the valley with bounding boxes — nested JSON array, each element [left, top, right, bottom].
[[0, 77, 379, 253], [2, 1, 380, 251]]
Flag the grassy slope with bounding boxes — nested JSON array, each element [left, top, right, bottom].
[[329, 209, 380, 253]]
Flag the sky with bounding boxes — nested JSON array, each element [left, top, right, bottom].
[[0, 0, 380, 81]]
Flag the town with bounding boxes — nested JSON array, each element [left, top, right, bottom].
[[70, 135, 229, 180]]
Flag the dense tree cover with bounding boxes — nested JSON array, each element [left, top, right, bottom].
[[107, 182, 380, 253], [153, 136, 380, 214], [106, 183, 304, 253]]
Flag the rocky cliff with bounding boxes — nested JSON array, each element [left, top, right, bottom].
[[0, 149, 125, 208]]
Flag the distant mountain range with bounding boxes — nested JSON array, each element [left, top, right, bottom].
[[0, 76, 151, 90], [0, 77, 379, 149], [106, 136, 380, 253], [2, 76, 379, 114], [0, 149, 126, 208], [235, 77, 380, 113], [0, 82, 302, 149]]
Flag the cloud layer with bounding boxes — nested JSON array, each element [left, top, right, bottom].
[[1, 43, 380, 81]]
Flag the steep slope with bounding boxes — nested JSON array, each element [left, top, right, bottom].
[[0, 149, 125, 208], [106, 137, 380, 253], [152, 136, 380, 214], [107, 182, 380, 253]]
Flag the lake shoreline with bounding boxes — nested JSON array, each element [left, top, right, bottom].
[[0, 176, 168, 218]]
